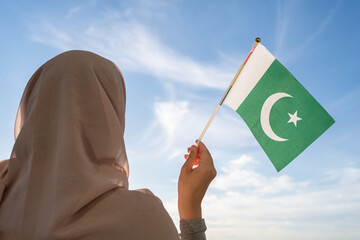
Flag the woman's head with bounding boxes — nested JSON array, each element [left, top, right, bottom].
[[13, 50, 129, 182]]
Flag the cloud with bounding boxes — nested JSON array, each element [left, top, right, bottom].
[[328, 85, 360, 114], [66, 6, 81, 19], [30, 21, 72, 50], [204, 155, 360, 239], [274, 0, 340, 62], [126, 99, 254, 164], [289, 1, 340, 58], [28, 8, 235, 89], [274, 0, 295, 55], [155, 101, 189, 138], [164, 154, 360, 240], [212, 155, 309, 194]]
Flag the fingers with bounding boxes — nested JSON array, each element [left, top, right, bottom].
[[196, 140, 215, 167], [196, 140, 207, 155], [182, 145, 198, 172], [182, 140, 214, 172]]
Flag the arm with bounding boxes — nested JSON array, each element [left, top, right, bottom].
[[178, 141, 216, 239]]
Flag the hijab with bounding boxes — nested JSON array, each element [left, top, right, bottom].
[[0, 50, 179, 239]]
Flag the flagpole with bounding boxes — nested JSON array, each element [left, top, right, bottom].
[[197, 38, 261, 144]]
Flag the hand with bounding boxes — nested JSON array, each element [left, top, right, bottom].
[[178, 140, 217, 220]]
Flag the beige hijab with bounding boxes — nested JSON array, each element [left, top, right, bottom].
[[0, 51, 179, 239]]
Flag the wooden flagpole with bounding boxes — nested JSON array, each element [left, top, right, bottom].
[[197, 38, 261, 144]]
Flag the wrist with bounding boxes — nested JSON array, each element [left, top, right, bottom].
[[178, 198, 202, 220]]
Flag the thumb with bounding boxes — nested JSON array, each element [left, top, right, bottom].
[[183, 145, 198, 172]]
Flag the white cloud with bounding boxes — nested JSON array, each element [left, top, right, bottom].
[[324, 167, 360, 184], [126, 99, 254, 164], [155, 101, 189, 137], [28, 9, 235, 89], [30, 21, 72, 50], [212, 155, 308, 194], [164, 155, 360, 240], [203, 157, 360, 240]]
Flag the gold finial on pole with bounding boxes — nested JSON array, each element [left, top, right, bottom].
[[255, 37, 261, 43]]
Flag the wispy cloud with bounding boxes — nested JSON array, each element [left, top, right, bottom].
[[66, 6, 81, 19], [274, 0, 295, 55], [274, 0, 340, 62], [28, 8, 235, 89], [30, 21, 72, 50], [289, 1, 341, 59], [328, 84, 360, 114]]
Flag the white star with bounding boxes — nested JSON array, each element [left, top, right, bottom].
[[287, 110, 302, 127]]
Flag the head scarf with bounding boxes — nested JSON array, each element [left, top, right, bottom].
[[0, 51, 179, 239]]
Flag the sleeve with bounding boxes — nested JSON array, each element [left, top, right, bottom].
[[179, 218, 207, 240]]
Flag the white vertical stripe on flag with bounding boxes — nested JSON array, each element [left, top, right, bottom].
[[223, 44, 275, 110]]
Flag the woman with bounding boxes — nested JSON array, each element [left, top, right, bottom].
[[0, 50, 216, 239]]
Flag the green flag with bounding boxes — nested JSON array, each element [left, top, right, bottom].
[[223, 43, 335, 171]]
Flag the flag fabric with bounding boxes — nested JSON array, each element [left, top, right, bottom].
[[222, 43, 335, 171]]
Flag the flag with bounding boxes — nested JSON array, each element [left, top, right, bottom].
[[222, 43, 335, 171]]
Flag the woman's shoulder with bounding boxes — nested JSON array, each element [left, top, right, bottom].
[[96, 188, 180, 239], [111, 187, 165, 211]]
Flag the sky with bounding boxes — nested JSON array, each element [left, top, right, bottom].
[[0, 0, 359, 239]]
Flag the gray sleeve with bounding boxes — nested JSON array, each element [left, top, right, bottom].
[[179, 218, 207, 240]]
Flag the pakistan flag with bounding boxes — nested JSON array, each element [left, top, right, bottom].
[[223, 43, 335, 171]]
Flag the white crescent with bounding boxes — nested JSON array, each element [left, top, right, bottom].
[[260, 92, 293, 142]]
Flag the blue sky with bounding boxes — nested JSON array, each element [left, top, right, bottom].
[[1, 0, 359, 239]]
